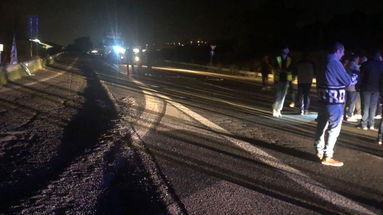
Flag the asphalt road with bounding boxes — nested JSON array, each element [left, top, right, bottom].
[[101, 59, 383, 215], [1, 53, 382, 214]]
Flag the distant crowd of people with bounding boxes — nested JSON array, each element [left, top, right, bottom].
[[260, 42, 383, 167]]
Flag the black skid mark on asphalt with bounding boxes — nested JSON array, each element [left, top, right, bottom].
[[95, 142, 169, 215], [0, 63, 118, 212]]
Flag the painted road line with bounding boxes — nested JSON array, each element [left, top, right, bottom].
[[0, 58, 79, 93], [133, 79, 377, 215]]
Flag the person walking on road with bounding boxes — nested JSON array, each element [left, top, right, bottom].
[[296, 53, 315, 115], [272, 46, 293, 118], [357, 50, 383, 130], [314, 42, 351, 167]]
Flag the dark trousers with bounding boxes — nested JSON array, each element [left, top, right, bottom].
[[261, 73, 268, 87], [379, 117, 383, 140], [297, 83, 312, 111], [361, 91, 380, 127]]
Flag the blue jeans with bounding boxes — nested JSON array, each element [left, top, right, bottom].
[[273, 81, 289, 112], [361, 91, 380, 128], [315, 104, 344, 158]]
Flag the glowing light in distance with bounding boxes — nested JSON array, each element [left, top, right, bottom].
[[133, 48, 140, 54], [30, 38, 41, 43], [113, 45, 126, 54], [134, 56, 140, 62]]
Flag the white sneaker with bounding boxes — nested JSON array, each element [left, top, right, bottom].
[[374, 115, 382, 119], [272, 109, 282, 118], [370, 126, 377, 131], [272, 109, 278, 117], [354, 114, 362, 119], [357, 125, 368, 130], [346, 117, 358, 122]]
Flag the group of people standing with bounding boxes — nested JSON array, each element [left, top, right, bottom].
[[262, 46, 315, 118], [262, 42, 383, 167]]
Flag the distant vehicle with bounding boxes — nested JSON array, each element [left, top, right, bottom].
[[102, 33, 126, 63], [87, 49, 101, 56], [126, 47, 151, 70]]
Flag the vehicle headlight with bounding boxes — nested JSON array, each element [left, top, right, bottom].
[[134, 56, 140, 62], [113, 45, 126, 54]]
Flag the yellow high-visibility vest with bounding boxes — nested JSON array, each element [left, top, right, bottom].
[[274, 56, 293, 81]]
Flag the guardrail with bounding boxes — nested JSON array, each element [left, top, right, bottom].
[[0, 53, 62, 86], [163, 60, 317, 86]]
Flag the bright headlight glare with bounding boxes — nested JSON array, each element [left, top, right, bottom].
[[133, 48, 140, 54], [134, 56, 140, 62], [113, 45, 126, 54]]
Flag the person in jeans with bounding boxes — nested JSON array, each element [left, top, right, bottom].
[[272, 46, 293, 118], [344, 54, 360, 121], [357, 50, 383, 130], [315, 42, 351, 167], [296, 53, 315, 115]]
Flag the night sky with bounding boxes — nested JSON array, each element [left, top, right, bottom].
[[1, 0, 383, 48]]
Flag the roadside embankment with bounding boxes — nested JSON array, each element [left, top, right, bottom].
[[0, 54, 59, 86]]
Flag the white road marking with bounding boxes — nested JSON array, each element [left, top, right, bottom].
[[0, 58, 79, 93], [100, 69, 185, 215], [107, 65, 376, 214], [133, 79, 377, 215]]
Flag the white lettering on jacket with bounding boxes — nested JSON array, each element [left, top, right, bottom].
[[319, 88, 346, 104]]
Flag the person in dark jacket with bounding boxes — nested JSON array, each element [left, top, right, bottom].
[[260, 55, 272, 90], [296, 53, 315, 115], [314, 42, 351, 167], [357, 50, 383, 130]]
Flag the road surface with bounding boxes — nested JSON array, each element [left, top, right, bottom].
[[0, 53, 382, 214]]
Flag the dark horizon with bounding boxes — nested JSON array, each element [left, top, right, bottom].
[[1, 0, 383, 51]]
